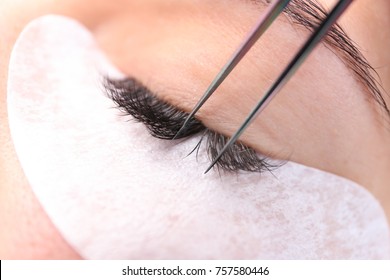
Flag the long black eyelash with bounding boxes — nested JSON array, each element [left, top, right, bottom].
[[104, 77, 277, 173], [202, 130, 277, 173], [104, 78, 204, 140]]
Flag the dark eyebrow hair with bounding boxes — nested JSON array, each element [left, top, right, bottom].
[[259, 0, 389, 114]]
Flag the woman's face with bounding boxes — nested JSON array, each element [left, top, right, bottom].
[[1, 0, 389, 258]]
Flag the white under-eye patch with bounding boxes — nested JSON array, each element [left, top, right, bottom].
[[7, 15, 390, 259]]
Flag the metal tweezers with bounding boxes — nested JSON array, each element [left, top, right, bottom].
[[174, 0, 354, 173]]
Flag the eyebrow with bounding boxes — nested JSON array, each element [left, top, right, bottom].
[[263, 0, 389, 114]]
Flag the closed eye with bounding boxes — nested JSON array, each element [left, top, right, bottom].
[[104, 77, 278, 173]]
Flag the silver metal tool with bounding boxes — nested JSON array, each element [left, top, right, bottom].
[[174, 0, 292, 140], [177, 0, 354, 173]]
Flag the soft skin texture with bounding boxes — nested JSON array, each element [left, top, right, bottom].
[[0, 0, 389, 258]]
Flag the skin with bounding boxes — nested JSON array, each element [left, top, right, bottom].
[[0, 0, 389, 259]]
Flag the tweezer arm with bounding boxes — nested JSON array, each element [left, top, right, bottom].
[[205, 0, 355, 173], [173, 0, 292, 139]]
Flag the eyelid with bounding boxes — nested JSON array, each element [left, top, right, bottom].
[[104, 77, 278, 173]]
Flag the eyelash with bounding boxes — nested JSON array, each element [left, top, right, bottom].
[[104, 77, 277, 173]]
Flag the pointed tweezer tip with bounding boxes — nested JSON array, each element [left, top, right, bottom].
[[173, 119, 190, 140], [172, 127, 184, 140], [204, 164, 215, 174], [204, 138, 237, 174], [204, 157, 220, 174], [173, 111, 197, 140]]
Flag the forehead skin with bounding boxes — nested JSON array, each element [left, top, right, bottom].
[[0, 0, 389, 258]]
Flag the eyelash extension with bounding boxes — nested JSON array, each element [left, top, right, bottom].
[[104, 78, 204, 140], [199, 130, 277, 173], [104, 77, 277, 173]]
